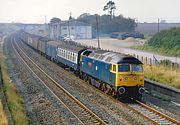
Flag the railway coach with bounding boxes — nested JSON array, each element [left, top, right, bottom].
[[37, 37, 49, 55], [46, 41, 86, 70]]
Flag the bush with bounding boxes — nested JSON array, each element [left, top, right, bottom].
[[148, 27, 180, 56]]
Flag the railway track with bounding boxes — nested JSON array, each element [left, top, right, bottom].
[[11, 37, 107, 125], [128, 100, 180, 125], [84, 80, 180, 125], [12, 35, 180, 125]]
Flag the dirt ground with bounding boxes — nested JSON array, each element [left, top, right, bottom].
[[76, 37, 146, 49]]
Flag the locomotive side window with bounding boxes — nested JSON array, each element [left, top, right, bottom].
[[118, 64, 130, 72], [132, 64, 143, 72], [113, 65, 116, 72]]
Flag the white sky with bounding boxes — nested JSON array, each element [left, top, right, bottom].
[[0, 0, 180, 23]]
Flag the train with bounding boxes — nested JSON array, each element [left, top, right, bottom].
[[18, 31, 145, 101]]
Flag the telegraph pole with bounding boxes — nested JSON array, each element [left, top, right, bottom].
[[67, 12, 72, 38], [158, 18, 160, 33], [45, 15, 47, 35], [96, 14, 100, 49]]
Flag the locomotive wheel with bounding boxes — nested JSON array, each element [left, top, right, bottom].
[[100, 83, 106, 92]]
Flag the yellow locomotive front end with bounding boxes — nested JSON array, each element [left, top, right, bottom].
[[115, 63, 144, 100]]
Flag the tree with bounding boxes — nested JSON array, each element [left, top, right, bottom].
[[103, 1, 116, 19], [50, 17, 61, 24]]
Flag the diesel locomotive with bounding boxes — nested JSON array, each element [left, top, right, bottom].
[[18, 31, 145, 100]]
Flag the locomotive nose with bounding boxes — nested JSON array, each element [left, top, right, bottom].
[[138, 87, 145, 94]]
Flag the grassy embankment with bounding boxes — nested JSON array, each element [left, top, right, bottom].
[[131, 28, 180, 89], [133, 27, 180, 56], [0, 100, 7, 125], [144, 65, 180, 89], [0, 40, 29, 125]]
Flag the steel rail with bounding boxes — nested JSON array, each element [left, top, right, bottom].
[[135, 100, 180, 125], [13, 35, 180, 125], [80, 79, 180, 125], [11, 37, 107, 125]]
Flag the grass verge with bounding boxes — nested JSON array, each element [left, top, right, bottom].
[[0, 100, 8, 125], [0, 41, 29, 125], [132, 44, 180, 57], [144, 64, 180, 89]]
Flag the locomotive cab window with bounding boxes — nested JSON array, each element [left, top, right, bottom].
[[118, 64, 130, 72], [111, 64, 116, 72], [132, 64, 143, 72]]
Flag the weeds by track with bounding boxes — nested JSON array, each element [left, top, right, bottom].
[[15, 34, 180, 125], [11, 36, 107, 125]]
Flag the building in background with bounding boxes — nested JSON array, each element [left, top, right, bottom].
[[49, 20, 92, 40]]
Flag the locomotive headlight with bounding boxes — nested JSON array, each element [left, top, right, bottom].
[[119, 75, 122, 81], [125, 77, 128, 80], [134, 77, 137, 80], [118, 87, 126, 94], [140, 76, 143, 81], [138, 87, 145, 94]]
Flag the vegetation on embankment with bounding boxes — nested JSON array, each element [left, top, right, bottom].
[[0, 100, 8, 125], [144, 64, 180, 89], [0, 41, 29, 125], [133, 27, 180, 56]]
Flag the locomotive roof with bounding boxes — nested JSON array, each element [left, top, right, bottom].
[[88, 50, 142, 64]]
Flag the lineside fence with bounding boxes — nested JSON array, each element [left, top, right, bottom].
[[132, 54, 180, 68], [84, 44, 180, 69]]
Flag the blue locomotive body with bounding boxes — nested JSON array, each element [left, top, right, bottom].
[[80, 52, 116, 86]]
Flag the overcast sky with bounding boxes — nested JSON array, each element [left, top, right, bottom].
[[0, 0, 180, 23]]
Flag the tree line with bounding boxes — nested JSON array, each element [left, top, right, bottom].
[[76, 13, 136, 36]]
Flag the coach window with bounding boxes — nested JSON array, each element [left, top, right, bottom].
[[65, 51, 67, 59], [61, 49, 63, 56], [60, 49, 62, 56], [63, 50, 65, 57], [69, 52, 71, 60], [62, 50, 64, 57], [72, 53, 74, 61], [68, 51, 70, 59], [70, 52, 72, 60]]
